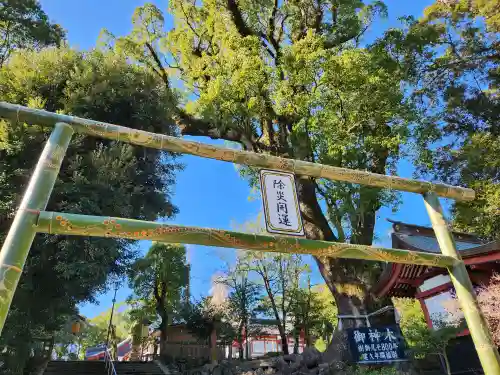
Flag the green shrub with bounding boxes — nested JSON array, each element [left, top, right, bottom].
[[352, 366, 398, 375]]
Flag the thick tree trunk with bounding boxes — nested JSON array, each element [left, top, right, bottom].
[[296, 178, 397, 364], [159, 315, 169, 358], [175, 102, 405, 370]]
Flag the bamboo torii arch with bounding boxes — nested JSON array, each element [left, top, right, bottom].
[[0, 102, 498, 374]]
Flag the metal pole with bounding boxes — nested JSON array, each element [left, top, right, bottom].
[[106, 282, 119, 348], [423, 193, 500, 375], [0, 122, 73, 334]]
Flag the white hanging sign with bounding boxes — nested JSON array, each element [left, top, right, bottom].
[[259, 169, 304, 236]]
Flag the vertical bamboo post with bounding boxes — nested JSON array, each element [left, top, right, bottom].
[[0, 122, 73, 333], [424, 192, 500, 375]]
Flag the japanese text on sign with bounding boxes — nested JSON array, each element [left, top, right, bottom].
[[260, 170, 304, 236], [347, 326, 407, 364]]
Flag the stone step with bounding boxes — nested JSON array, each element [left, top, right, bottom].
[[44, 361, 165, 375]]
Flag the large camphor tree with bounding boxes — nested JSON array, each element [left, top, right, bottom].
[[110, 0, 415, 361]]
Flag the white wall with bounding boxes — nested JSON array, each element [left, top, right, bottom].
[[419, 274, 451, 293]]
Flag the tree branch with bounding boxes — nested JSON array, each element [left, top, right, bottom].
[[174, 110, 273, 152], [226, 0, 253, 37], [145, 42, 170, 89], [268, 0, 281, 59], [277, 14, 288, 44], [225, 0, 275, 58], [313, 0, 323, 34], [351, 145, 388, 245], [324, 23, 370, 49], [0, 20, 13, 67], [153, 278, 161, 303]]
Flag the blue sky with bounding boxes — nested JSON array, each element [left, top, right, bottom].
[[38, 0, 442, 318]]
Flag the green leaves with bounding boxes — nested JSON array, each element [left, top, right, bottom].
[[127, 243, 189, 338], [0, 0, 64, 66], [0, 46, 181, 372], [383, 0, 500, 241], [116, 2, 412, 253]]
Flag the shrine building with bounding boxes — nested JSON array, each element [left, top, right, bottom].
[[373, 220, 500, 374]]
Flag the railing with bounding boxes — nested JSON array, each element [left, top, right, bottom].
[[103, 347, 117, 375]]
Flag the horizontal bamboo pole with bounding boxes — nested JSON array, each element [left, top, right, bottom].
[[35, 211, 458, 268], [0, 102, 474, 201]]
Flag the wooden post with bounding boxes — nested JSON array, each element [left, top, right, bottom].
[[424, 193, 500, 375], [0, 123, 73, 333]]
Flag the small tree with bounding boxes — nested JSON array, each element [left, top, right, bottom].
[[182, 298, 216, 343], [397, 297, 464, 375], [404, 320, 463, 375], [128, 243, 189, 356], [244, 252, 304, 355], [289, 272, 326, 350], [312, 284, 337, 346], [219, 257, 261, 359]]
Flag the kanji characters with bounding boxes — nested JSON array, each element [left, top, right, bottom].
[[273, 179, 286, 190], [353, 330, 366, 344], [351, 327, 403, 364], [278, 213, 292, 226], [368, 329, 381, 343], [276, 190, 286, 201], [385, 328, 397, 342], [276, 201, 288, 214]]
